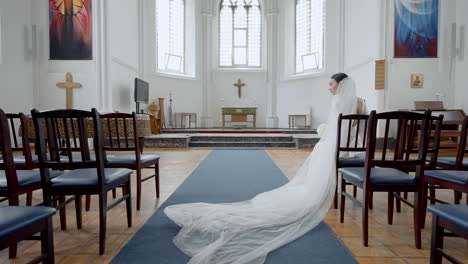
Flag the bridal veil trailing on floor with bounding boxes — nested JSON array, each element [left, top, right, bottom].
[[165, 78, 357, 264]]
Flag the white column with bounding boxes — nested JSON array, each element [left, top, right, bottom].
[[96, 0, 111, 112], [200, 8, 215, 128], [265, 6, 279, 128]]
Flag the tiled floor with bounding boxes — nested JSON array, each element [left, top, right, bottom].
[[1, 148, 467, 264]]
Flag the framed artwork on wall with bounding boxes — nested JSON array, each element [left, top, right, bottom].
[[394, 0, 439, 58], [49, 0, 93, 60], [411, 74, 424, 88]]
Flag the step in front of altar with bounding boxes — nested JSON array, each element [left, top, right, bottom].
[[189, 134, 296, 148], [162, 128, 316, 135], [143, 133, 319, 149]]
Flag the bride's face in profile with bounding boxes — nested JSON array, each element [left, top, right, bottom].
[[328, 79, 339, 95]]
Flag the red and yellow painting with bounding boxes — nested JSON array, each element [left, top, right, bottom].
[[49, 0, 92, 60]]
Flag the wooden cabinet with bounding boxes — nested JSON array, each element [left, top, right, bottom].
[[411, 110, 466, 148]]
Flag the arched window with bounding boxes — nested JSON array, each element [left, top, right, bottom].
[[295, 0, 325, 74], [219, 0, 262, 68], [156, 0, 185, 73]]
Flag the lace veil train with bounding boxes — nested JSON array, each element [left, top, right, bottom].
[[165, 78, 357, 264]]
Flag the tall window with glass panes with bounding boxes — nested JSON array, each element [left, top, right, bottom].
[[156, 0, 185, 74], [219, 0, 262, 68], [295, 0, 325, 74]]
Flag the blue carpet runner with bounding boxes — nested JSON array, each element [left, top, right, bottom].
[[112, 150, 357, 263]]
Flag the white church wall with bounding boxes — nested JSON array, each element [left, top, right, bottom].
[[31, 0, 103, 111], [0, 0, 34, 113], [20, 0, 461, 128], [31, 0, 144, 114], [145, 74, 204, 127], [142, 0, 204, 128], [343, 0, 384, 114], [108, 0, 141, 113], [208, 0, 270, 128], [212, 71, 268, 127], [384, 0, 455, 112], [453, 0, 468, 112], [276, 0, 341, 129]]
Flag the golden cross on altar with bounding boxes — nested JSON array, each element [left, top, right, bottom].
[[56, 72, 82, 109], [233, 78, 246, 98]]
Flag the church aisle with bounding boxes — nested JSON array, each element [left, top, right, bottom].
[[1, 149, 466, 264]]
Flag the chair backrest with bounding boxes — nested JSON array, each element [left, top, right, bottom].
[[0, 109, 21, 194], [396, 114, 444, 170], [336, 114, 369, 161], [100, 112, 141, 157], [455, 115, 468, 171], [31, 109, 106, 198], [5, 113, 34, 169], [364, 110, 432, 182]]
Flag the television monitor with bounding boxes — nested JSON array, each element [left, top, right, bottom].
[[134, 78, 149, 104], [134, 78, 149, 113]]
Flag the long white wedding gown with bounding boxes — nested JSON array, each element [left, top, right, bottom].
[[165, 78, 357, 264]]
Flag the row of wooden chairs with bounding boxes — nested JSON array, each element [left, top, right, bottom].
[[335, 110, 467, 264], [0, 108, 160, 259]]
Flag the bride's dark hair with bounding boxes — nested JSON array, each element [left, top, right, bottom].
[[331, 73, 348, 83]]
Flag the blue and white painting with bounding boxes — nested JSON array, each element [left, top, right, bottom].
[[395, 0, 438, 58]]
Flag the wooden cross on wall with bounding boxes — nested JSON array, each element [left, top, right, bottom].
[[56, 72, 82, 109], [233, 78, 246, 98]]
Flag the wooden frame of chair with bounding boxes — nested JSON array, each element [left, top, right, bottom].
[[392, 114, 444, 215], [5, 113, 38, 206], [339, 110, 431, 248], [334, 114, 369, 209], [424, 116, 468, 206], [32, 108, 133, 255], [433, 114, 468, 204], [0, 109, 47, 258], [85, 112, 160, 211], [0, 207, 55, 264], [429, 206, 468, 264], [5, 113, 36, 170]]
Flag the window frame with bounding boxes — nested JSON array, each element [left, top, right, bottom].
[[218, 0, 263, 69], [294, 0, 325, 75], [156, 0, 187, 75]]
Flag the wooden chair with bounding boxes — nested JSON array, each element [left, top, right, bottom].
[[428, 204, 468, 264], [424, 116, 468, 207], [0, 108, 62, 258], [392, 114, 444, 215], [429, 116, 468, 204], [31, 108, 133, 255], [1, 113, 37, 170], [4, 113, 40, 206], [84, 112, 160, 211], [334, 114, 369, 209], [338, 110, 431, 248], [0, 206, 56, 264]]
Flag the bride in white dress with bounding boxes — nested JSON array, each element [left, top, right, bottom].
[[165, 73, 357, 264]]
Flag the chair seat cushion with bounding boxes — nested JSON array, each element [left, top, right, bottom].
[[106, 154, 160, 165], [428, 204, 468, 230], [338, 158, 365, 167], [0, 206, 56, 238], [425, 170, 468, 185], [338, 167, 416, 185], [0, 170, 63, 190], [436, 157, 468, 168], [51, 168, 132, 189]]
